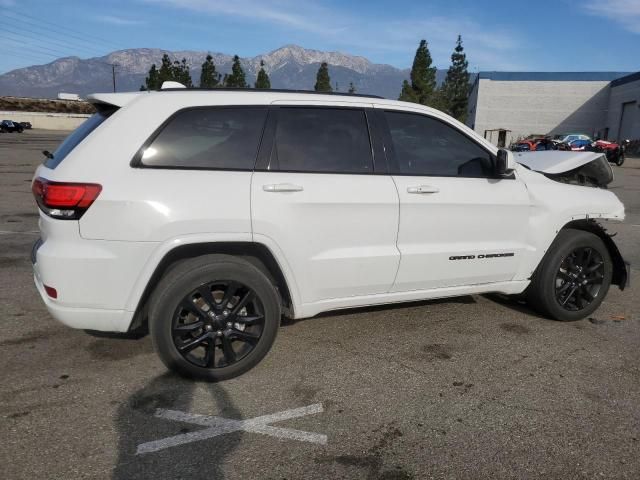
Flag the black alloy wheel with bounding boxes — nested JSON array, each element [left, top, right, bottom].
[[172, 281, 265, 368], [149, 254, 281, 381], [525, 229, 612, 321], [555, 247, 604, 312]]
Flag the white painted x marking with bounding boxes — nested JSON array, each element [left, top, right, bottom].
[[136, 403, 327, 454]]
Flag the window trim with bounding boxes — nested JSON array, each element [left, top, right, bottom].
[[380, 109, 511, 180], [254, 105, 380, 176], [130, 105, 269, 171]]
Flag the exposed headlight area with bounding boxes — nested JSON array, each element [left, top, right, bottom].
[[543, 154, 613, 188]]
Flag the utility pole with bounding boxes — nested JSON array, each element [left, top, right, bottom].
[[110, 64, 118, 92]]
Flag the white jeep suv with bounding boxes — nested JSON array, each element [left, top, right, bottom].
[[31, 87, 629, 380]]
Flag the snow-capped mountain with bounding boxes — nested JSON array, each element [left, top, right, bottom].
[[0, 45, 448, 99]]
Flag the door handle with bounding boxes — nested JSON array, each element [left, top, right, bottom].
[[262, 183, 304, 192], [407, 185, 439, 194]]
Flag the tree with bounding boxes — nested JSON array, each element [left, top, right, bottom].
[[172, 58, 193, 87], [440, 35, 471, 121], [200, 54, 221, 88], [398, 39, 437, 106], [224, 55, 248, 88], [143, 63, 160, 90], [348, 82, 356, 94], [144, 54, 192, 89], [314, 62, 332, 92], [398, 80, 417, 102], [158, 53, 174, 85], [254, 60, 271, 89]]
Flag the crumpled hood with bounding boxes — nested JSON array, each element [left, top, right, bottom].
[[515, 151, 604, 173]]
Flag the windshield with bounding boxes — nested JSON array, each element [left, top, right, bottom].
[[45, 109, 116, 169]]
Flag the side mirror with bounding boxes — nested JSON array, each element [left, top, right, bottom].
[[495, 149, 515, 176]]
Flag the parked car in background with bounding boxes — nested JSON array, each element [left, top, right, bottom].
[[19, 121, 32, 130], [534, 138, 557, 151], [511, 139, 537, 151], [554, 133, 592, 144], [587, 139, 629, 166], [0, 120, 24, 133], [569, 139, 592, 151]]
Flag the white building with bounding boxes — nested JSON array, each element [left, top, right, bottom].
[[466, 71, 640, 147]]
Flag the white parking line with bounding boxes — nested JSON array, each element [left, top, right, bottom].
[[0, 230, 39, 235], [136, 403, 327, 455]]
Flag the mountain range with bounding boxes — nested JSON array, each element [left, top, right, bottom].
[[0, 45, 451, 99]]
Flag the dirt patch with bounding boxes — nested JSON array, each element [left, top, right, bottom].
[[500, 323, 530, 334], [0, 329, 57, 346], [421, 343, 453, 360], [291, 381, 321, 403]]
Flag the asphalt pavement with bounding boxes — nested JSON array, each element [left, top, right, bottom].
[[1, 130, 639, 479]]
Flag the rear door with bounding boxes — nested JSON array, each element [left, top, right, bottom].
[[376, 107, 530, 292], [251, 105, 400, 305]]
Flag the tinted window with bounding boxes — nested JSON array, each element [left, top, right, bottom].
[[46, 110, 115, 169], [141, 107, 267, 169], [385, 111, 493, 177], [270, 108, 373, 173]]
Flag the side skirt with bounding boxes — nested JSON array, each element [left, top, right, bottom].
[[297, 280, 530, 319]]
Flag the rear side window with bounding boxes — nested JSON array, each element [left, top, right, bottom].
[[140, 107, 267, 170], [46, 110, 115, 169], [269, 108, 373, 174], [385, 111, 493, 178]]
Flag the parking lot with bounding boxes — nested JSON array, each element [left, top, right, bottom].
[[1, 130, 639, 479]]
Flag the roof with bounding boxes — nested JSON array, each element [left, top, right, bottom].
[[478, 71, 631, 82], [87, 88, 384, 108], [158, 87, 383, 99], [610, 71, 640, 88]]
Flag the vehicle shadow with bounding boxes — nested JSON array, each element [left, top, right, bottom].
[[482, 293, 547, 319], [112, 372, 241, 480]]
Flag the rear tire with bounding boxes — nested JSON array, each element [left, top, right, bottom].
[[526, 229, 612, 321], [149, 254, 281, 381]]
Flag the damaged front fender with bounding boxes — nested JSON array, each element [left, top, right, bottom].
[[563, 219, 630, 290]]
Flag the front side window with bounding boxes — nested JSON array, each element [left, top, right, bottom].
[[269, 108, 373, 174], [140, 107, 267, 169], [385, 111, 493, 177]]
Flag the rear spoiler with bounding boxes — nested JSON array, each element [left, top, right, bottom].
[[86, 92, 144, 108]]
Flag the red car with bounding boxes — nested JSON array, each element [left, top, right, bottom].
[[594, 139, 629, 166]]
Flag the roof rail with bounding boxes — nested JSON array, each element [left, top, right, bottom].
[[155, 87, 385, 99]]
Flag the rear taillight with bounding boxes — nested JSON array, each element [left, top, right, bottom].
[[32, 177, 102, 220]]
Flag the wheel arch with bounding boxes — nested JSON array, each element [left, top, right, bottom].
[[128, 241, 296, 333], [561, 219, 629, 290]]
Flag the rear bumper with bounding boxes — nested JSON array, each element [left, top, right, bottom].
[[33, 272, 132, 332], [31, 218, 156, 332]]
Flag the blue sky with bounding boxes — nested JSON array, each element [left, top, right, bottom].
[[0, 0, 638, 74]]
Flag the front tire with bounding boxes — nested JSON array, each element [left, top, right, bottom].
[[149, 255, 281, 381], [526, 229, 612, 321]]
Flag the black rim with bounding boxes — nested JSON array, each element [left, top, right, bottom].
[[172, 281, 265, 368], [555, 247, 605, 311]]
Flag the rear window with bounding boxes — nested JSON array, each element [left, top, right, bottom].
[[139, 107, 267, 170], [269, 107, 373, 174], [46, 110, 115, 169]]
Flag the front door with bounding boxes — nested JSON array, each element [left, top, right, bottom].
[[377, 107, 531, 292]]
